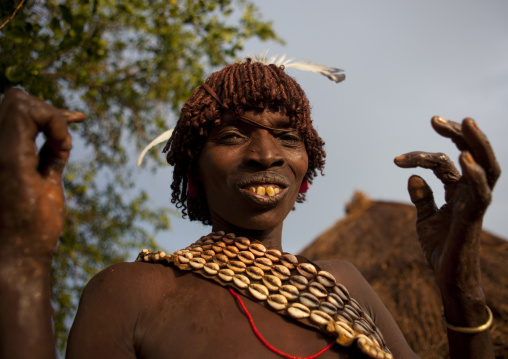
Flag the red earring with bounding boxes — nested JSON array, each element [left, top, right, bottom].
[[187, 178, 198, 198], [299, 179, 309, 193]]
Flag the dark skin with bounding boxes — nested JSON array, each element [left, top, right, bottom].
[[0, 89, 498, 358]]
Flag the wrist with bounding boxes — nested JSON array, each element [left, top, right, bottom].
[[441, 285, 488, 327]]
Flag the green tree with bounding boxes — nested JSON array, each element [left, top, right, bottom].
[[0, 0, 281, 352]]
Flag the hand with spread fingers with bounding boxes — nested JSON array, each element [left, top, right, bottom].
[[0, 89, 85, 260], [395, 116, 500, 358]]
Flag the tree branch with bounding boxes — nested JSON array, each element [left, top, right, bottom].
[[0, 0, 25, 31]]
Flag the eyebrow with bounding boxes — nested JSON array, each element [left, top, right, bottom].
[[203, 83, 292, 134]]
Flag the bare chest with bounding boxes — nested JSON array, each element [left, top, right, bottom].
[[134, 271, 365, 359]]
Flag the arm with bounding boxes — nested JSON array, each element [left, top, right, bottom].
[[394, 116, 499, 358], [319, 259, 420, 358], [0, 89, 84, 358], [66, 262, 145, 359]]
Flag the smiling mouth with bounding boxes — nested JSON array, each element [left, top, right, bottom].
[[236, 173, 290, 202]]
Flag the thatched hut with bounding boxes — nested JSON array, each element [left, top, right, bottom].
[[299, 192, 508, 358]]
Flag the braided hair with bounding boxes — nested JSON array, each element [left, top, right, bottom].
[[164, 59, 326, 225]]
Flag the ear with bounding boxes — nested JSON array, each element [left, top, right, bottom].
[[187, 176, 199, 198], [299, 179, 309, 193]]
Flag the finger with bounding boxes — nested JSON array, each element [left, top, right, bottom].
[[0, 89, 69, 172], [37, 133, 73, 180], [394, 151, 461, 184], [461, 118, 501, 189], [431, 116, 469, 151], [459, 151, 492, 215], [407, 175, 438, 223], [60, 109, 85, 124]]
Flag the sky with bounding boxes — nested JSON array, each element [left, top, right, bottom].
[[137, 0, 508, 255]]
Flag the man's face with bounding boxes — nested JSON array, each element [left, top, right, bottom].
[[197, 108, 308, 231]]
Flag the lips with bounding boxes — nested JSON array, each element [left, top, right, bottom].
[[235, 172, 291, 204]]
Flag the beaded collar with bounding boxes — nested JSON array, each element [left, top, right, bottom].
[[137, 231, 393, 359]]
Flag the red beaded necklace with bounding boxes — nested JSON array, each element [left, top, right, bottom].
[[228, 287, 336, 358]]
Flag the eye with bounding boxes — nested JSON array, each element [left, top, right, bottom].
[[277, 131, 303, 147], [214, 129, 247, 145]]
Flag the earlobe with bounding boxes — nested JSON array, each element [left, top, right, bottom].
[[299, 179, 309, 193], [187, 176, 199, 198]]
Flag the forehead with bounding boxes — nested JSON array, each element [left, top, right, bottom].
[[220, 107, 293, 130]]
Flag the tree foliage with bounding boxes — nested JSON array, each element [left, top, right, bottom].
[[0, 0, 281, 352]]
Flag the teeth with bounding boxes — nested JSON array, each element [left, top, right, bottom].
[[247, 185, 282, 196]]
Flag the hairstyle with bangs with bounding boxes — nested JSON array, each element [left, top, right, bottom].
[[164, 59, 326, 225]]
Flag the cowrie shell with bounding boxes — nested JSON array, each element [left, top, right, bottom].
[[287, 303, 311, 319], [222, 237, 234, 245], [265, 249, 281, 262], [271, 265, 290, 281], [189, 257, 206, 269], [319, 301, 338, 316], [289, 275, 308, 291], [279, 285, 300, 301], [333, 283, 350, 301], [227, 260, 246, 273], [327, 293, 345, 309], [249, 283, 269, 301], [246, 266, 264, 280], [262, 275, 282, 291], [203, 262, 220, 276], [296, 262, 317, 279], [254, 257, 273, 271], [223, 245, 239, 258], [299, 292, 320, 309], [310, 310, 333, 326], [234, 237, 251, 250], [218, 268, 235, 282], [201, 249, 215, 261], [249, 242, 267, 257], [238, 251, 255, 265], [308, 282, 328, 298], [212, 253, 229, 267], [316, 271, 336, 287], [232, 274, 250, 289], [353, 321, 370, 336], [282, 253, 298, 264], [267, 294, 288, 311]]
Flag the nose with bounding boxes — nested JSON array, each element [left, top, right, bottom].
[[242, 130, 285, 169]]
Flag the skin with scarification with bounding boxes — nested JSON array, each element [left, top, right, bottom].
[[0, 87, 498, 359]]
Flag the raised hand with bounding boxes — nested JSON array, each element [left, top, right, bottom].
[[0, 88, 84, 260], [394, 116, 500, 292]]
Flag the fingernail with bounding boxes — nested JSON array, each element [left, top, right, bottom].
[[395, 155, 406, 161], [434, 116, 447, 124], [465, 152, 475, 164], [471, 119, 479, 130]]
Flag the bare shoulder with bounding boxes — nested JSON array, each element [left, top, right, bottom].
[[67, 262, 180, 358], [314, 259, 367, 292], [315, 259, 419, 358], [87, 261, 177, 291]]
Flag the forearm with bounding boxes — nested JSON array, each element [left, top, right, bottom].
[[0, 256, 56, 359], [441, 281, 494, 358]]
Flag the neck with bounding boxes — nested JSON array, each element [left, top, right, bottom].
[[211, 222, 283, 252]]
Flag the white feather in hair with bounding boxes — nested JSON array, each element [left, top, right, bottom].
[[250, 50, 345, 83], [137, 129, 173, 166]]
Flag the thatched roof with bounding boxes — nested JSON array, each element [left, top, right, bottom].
[[299, 192, 508, 359]]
